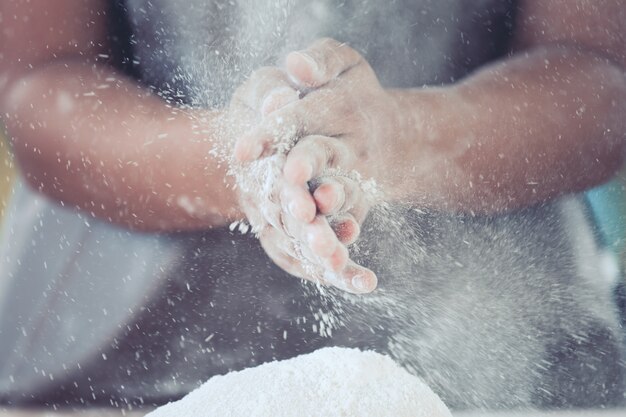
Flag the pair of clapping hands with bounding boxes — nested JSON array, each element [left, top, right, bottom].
[[230, 38, 399, 294]]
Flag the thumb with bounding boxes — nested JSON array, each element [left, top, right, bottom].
[[285, 38, 363, 88]]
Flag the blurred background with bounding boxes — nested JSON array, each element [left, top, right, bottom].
[[0, 132, 14, 225]]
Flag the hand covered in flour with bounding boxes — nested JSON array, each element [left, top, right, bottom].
[[229, 64, 372, 293], [233, 38, 399, 293], [235, 38, 398, 176]]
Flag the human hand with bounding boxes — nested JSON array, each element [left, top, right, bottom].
[[233, 39, 397, 293], [234, 38, 398, 180], [228, 64, 376, 293]]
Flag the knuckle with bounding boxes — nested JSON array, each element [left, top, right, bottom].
[[322, 143, 336, 168], [305, 135, 334, 165], [308, 38, 343, 68], [330, 152, 348, 171], [344, 181, 363, 207], [311, 134, 333, 148], [333, 94, 354, 115], [342, 109, 362, 132], [298, 139, 318, 157]]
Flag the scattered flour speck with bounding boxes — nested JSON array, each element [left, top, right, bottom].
[[146, 347, 452, 417]]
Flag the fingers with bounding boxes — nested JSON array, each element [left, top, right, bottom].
[[259, 216, 375, 294], [324, 243, 349, 273], [261, 87, 300, 116], [281, 172, 368, 244], [282, 213, 339, 260], [281, 154, 369, 248], [235, 75, 372, 163], [259, 224, 371, 295], [232, 67, 300, 162], [232, 66, 299, 113], [280, 183, 317, 223], [286, 38, 363, 88], [263, 209, 348, 274], [311, 175, 361, 215], [312, 176, 367, 245], [233, 105, 304, 162], [235, 39, 375, 164], [324, 259, 378, 294], [259, 221, 344, 277], [312, 178, 345, 214], [345, 261, 378, 293], [283, 135, 354, 186], [329, 213, 361, 246], [234, 68, 368, 163], [305, 216, 340, 259], [278, 191, 364, 270], [258, 226, 308, 279]]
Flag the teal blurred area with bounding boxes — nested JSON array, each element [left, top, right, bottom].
[[587, 170, 626, 264]]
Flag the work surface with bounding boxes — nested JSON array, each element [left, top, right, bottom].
[[2, 409, 626, 416]]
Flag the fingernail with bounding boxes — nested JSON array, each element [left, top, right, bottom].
[[351, 275, 370, 292], [297, 52, 318, 68], [294, 52, 322, 82]]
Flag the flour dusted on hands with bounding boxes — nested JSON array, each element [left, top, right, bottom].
[[146, 347, 452, 417]]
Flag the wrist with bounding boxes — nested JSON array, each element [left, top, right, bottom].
[[361, 89, 412, 197], [155, 107, 243, 229], [378, 88, 433, 200], [382, 86, 465, 203]]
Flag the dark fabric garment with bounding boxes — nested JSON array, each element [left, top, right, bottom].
[[122, 0, 517, 106]]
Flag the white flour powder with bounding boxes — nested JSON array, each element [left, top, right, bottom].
[[146, 347, 452, 417]]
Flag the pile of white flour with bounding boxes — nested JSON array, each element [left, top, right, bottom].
[[147, 347, 451, 417]]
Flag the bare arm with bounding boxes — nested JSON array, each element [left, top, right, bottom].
[[0, 0, 240, 231], [388, 0, 626, 212]]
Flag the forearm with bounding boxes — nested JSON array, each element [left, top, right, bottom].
[[388, 45, 625, 213], [1, 61, 240, 231]]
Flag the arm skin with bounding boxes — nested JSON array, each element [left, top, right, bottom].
[[0, 0, 240, 231], [387, 0, 626, 213]]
